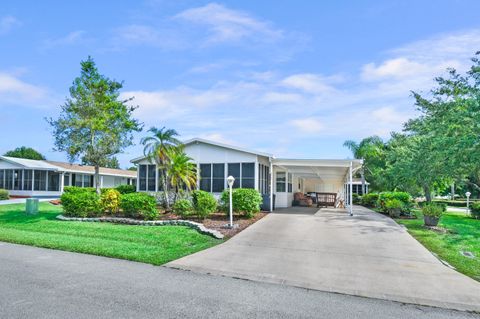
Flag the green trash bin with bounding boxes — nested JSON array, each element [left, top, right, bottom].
[[26, 198, 39, 215]]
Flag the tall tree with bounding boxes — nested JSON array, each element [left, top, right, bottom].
[[4, 146, 46, 160], [141, 127, 181, 208], [48, 57, 142, 194], [82, 156, 120, 169]]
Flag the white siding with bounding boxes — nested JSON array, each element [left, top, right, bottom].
[[184, 142, 258, 163]]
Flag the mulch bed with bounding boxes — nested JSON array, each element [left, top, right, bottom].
[[156, 211, 269, 238]]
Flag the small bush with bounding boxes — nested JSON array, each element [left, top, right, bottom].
[[192, 190, 217, 219], [470, 202, 480, 219], [385, 199, 403, 217], [377, 192, 411, 212], [120, 193, 158, 220], [61, 191, 102, 218], [421, 203, 444, 218], [361, 193, 379, 207], [172, 199, 194, 218], [220, 188, 263, 218], [432, 199, 480, 208], [63, 186, 96, 194], [0, 189, 8, 200], [352, 193, 361, 204], [100, 189, 121, 214], [116, 184, 136, 194]]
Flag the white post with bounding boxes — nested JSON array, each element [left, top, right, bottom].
[[229, 184, 233, 227], [349, 162, 353, 216], [269, 160, 274, 212], [466, 192, 471, 215], [60, 172, 65, 193]]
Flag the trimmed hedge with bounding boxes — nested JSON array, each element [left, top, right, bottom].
[[377, 192, 412, 213], [192, 190, 217, 219], [0, 189, 8, 200], [63, 186, 96, 194], [432, 199, 480, 208], [220, 188, 263, 218], [352, 193, 361, 204], [61, 191, 102, 218], [172, 199, 194, 218], [361, 193, 379, 207], [116, 184, 136, 194], [120, 193, 158, 220]]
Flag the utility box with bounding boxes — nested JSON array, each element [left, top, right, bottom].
[[26, 198, 39, 215]]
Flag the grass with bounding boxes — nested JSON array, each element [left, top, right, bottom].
[[396, 209, 480, 281], [0, 202, 221, 265]]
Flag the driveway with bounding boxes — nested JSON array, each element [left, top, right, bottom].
[[167, 206, 480, 312]]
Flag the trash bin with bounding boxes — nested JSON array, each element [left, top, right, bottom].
[[261, 194, 276, 211], [26, 198, 39, 215]]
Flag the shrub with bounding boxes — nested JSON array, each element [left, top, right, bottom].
[[100, 189, 121, 214], [432, 199, 480, 207], [0, 189, 8, 200], [377, 192, 411, 212], [361, 193, 379, 207], [120, 193, 158, 220], [63, 186, 96, 194], [172, 199, 194, 218], [385, 199, 403, 218], [192, 190, 217, 219], [116, 184, 136, 194], [352, 193, 361, 204], [220, 188, 263, 218], [61, 191, 102, 218], [470, 202, 480, 219], [421, 203, 444, 218]]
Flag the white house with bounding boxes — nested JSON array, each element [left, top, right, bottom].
[[131, 138, 364, 213], [0, 156, 137, 198]]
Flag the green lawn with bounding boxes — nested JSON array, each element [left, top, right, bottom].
[[0, 202, 221, 265], [396, 210, 480, 281]]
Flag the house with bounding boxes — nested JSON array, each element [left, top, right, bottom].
[[131, 138, 364, 213], [0, 156, 137, 197]]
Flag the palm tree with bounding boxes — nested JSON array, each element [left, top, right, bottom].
[[168, 150, 198, 202], [141, 127, 182, 208]]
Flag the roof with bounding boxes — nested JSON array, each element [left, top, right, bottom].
[[0, 156, 136, 178], [130, 137, 273, 163]]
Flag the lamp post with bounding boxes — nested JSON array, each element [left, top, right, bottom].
[[227, 176, 235, 228], [466, 192, 471, 215]]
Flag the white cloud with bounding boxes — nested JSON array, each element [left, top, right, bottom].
[[174, 2, 282, 44], [290, 118, 324, 133], [111, 24, 184, 50], [0, 15, 20, 35], [41, 30, 89, 50], [281, 73, 338, 94], [0, 72, 56, 108]]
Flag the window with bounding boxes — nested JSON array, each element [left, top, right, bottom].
[[288, 173, 292, 193], [258, 164, 270, 194], [276, 172, 286, 192], [13, 169, 21, 190], [139, 165, 147, 191], [23, 170, 32, 191], [0, 170, 4, 189], [83, 174, 92, 188], [147, 165, 156, 191], [241, 163, 255, 188], [212, 163, 225, 192], [74, 173, 83, 187], [227, 163, 240, 189], [34, 170, 47, 191], [5, 170, 13, 190], [48, 171, 60, 191], [64, 173, 70, 187], [199, 164, 211, 192]]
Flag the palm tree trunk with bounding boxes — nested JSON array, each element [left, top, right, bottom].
[[95, 165, 101, 195], [163, 175, 169, 209]]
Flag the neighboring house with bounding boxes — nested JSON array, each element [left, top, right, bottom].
[[131, 138, 364, 212], [350, 178, 370, 195], [0, 156, 136, 197]]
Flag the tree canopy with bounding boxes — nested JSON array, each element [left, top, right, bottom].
[[4, 147, 46, 160], [48, 56, 142, 193]]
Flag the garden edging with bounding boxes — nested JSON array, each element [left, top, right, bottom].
[[56, 215, 224, 239]]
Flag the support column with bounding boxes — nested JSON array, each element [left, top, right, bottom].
[[254, 159, 259, 192], [269, 159, 273, 212], [349, 162, 353, 216], [60, 172, 65, 193]]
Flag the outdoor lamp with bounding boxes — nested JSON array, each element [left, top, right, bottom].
[[227, 176, 235, 228], [466, 192, 471, 215]]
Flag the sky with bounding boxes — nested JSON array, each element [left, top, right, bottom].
[[1, 0, 480, 168]]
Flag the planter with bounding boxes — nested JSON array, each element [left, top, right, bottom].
[[388, 208, 401, 218], [424, 215, 440, 227]]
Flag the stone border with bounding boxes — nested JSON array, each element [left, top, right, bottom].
[[56, 215, 224, 239]]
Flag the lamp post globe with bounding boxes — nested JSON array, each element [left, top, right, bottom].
[[227, 175, 235, 187]]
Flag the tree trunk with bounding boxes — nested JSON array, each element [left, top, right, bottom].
[[163, 175, 169, 209], [95, 165, 101, 195], [360, 168, 366, 195], [423, 185, 431, 202]]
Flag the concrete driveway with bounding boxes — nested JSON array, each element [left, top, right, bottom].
[[167, 206, 480, 312]]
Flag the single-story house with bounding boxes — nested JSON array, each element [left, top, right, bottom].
[[0, 156, 137, 197], [131, 138, 364, 213]]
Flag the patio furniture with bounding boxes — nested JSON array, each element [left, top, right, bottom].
[[293, 192, 313, 207], [316, 193, 337, 208]]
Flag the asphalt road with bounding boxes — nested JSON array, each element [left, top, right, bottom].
[[0, 242, 477, 319]]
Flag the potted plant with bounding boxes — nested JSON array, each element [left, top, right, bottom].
[[385, 199, 403, 218], [422, 203, 444, 226]]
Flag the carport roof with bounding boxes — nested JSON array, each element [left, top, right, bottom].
[[272, 158, 363, 181]]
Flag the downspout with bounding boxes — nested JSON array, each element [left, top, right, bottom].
[[269, 157, 274, 212]]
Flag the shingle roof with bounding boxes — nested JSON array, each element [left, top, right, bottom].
[[45, 161, 137, 177]]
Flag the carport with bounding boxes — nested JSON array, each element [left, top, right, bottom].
[[269, 158, 363, 215]]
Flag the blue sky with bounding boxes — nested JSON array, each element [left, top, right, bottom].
[[1, 0, 480, 168]]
